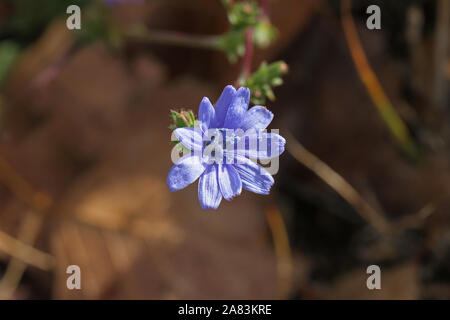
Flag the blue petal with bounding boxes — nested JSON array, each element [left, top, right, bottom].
[[233, 155, 274, 195], [174, 127, 203, 151], [223, 87, 250, 129], [236, 131, 285, 160], [198, 164, 222, 210], [198, 97, 215, 133], [214, 85, 236, 128], [218, 164, 242, 201], [167, 154, 206, 191], [239, 106, 274, 131]]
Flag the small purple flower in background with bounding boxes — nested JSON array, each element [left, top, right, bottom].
[[104, 0, 144, 6], [167, 85, 285, 210]]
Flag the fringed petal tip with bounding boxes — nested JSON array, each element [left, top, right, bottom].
[[214, 85, 237, 128]]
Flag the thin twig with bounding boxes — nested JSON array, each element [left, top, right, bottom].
[[394, 192, 450, 231], [341, 0, 418, 157], [0, 228, 54, 271], [286, 131, 392, 235], [123, 27, 221, 50], [0, 153, 54, 297], [394, 201, 437, 230], [0, 154, 53, 213], [0, 212, 45, 299], [266, 204, 293, 299]]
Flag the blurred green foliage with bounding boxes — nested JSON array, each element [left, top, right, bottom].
[[219, 0, 277, 62], [4, 0, 90, 41], [252, 18, 277, 48], [0, 41, 21, 87], [226, 1, 260, 30], [74, 3, 121, 46], [218, 30, 246, 63], [3, 0, 121, 49]]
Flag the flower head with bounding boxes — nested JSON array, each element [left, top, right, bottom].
[[167, 85, 285, 210]]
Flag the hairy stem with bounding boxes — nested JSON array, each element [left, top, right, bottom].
[[241, 28, 254, 78]]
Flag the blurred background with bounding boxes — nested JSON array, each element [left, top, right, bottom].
[[0, 0, 449, 299]]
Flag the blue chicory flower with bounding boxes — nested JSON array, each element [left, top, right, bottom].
[[167, 85, 285, 210]]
